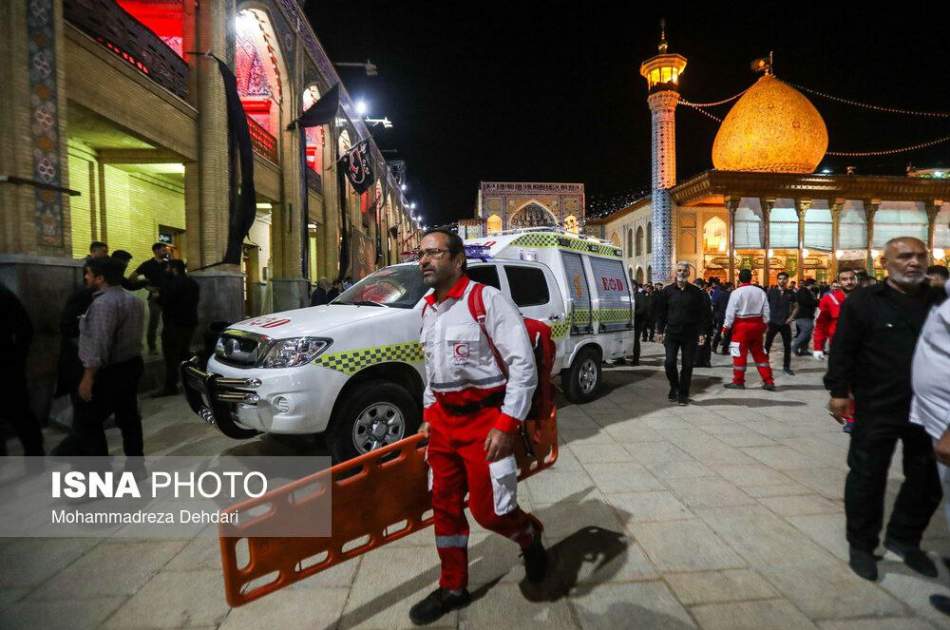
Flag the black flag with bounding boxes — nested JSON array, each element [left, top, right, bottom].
[[341, 140, 375, 194], [288, 83, 340, 130], [212, 56, 256, 266]]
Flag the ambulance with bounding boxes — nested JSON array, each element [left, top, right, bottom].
[[181, 228, 634, 462]]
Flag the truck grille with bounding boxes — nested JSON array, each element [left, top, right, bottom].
[[214, 330, 269, 367]]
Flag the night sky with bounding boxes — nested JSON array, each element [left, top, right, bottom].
[[307, 2, 949, 227]]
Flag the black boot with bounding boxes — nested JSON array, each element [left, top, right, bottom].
[[667, 388, 679, 402], [521, 535, 548, 583], [849, 547, 878, 581], [723, 382, 745, 390], [409, 588, 471, 625], [930, 594, 950, 616], [885, 538, 938, 578]]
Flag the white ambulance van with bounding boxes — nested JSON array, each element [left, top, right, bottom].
[[182, 228, 634, 461]]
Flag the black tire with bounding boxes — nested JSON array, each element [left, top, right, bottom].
[[327, 380, 420, 463], [564, 346, 602, 403]]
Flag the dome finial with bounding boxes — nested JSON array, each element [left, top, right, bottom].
[[750, 51, 775, 76], [658, 18, 668, 53]]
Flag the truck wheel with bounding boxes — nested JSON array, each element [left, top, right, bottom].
[[328, 380, 420, 463], [565, 346, 602, 403]]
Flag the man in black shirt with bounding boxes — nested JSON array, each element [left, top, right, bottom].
[[792, 279, 818, 356], [825, 237, 944, 582], [655, 263, 712, 406], [0, 283, 44, 455], [641, 285, 655, 342], [129, 242, 170, 354], [155, 260, 200, 396], [631, 281, 648, 365], [765, 271, 799, 375]]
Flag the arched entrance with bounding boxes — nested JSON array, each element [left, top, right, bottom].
[[636, 267, 645, 284], [509, 202, 557, 228], [486, 214, 503, 235]]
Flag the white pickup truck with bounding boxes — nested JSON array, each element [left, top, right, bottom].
[[182, 228, 635, 462]]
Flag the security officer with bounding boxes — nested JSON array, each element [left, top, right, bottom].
[[825, 237, 944, 582], [411, 229, 546, 625]]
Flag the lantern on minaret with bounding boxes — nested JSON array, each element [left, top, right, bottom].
[[640, 20, 686, 282]]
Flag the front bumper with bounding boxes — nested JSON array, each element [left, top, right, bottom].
[[180, 357, 339, 434]]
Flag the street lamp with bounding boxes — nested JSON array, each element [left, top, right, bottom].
[[355, 99, 369, 116]]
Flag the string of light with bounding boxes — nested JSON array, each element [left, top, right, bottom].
[[826, 133, 950, 157], [791, 83, 950, 118], [680, 88, 748, 109], [679, 101, 723, 123]]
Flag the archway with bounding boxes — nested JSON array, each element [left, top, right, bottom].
[[486, 214, 503, 235], [647, 222, 653, 254], [636, 226, 644, 256], [509, 202, 557, 228], [302, 84, 327, 175], [563, 214, 579, 233], [647, 265, 653, 283], [609, 231, 621, 248], [626, 229, 633, 257], [636, 267, 644, 284], [703, 216, 728, 253]]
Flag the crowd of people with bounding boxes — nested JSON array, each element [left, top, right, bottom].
[[1, 240, 200, 457]]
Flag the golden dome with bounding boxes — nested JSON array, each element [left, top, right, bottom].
[[712, 75, 828, 173]]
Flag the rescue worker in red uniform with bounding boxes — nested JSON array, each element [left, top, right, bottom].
[[814, 269, 858, 431], [722, 268, 776, 390], [410, 229, 546, 625]]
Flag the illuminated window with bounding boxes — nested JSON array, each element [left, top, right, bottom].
[[487, 214, 502, 234], [661, 67, 672, 83]]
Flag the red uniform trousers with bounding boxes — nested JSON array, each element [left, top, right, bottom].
[[427, 404, 541, 590], [730, 317, 774, 385]]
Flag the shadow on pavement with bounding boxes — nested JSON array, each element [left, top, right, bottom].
[[331, 489, 642, 629], [692, 397, 807, 408]]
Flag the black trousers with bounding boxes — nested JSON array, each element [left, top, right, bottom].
[[696, 331, 712, 367], [664, 331, 698, 399], [712, 316, 729, 353], [632, 319, 645, 363], [764, 323, 792, 370], [74, 356, 145, 456], [0, 369, 44, 456], [642, 318, 655, 341], [845, 419, 942, 552], [162, 323, 196, 391]]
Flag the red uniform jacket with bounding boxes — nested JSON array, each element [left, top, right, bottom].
[[813, 289, 846, 352]]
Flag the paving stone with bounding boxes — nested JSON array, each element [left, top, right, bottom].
[[760, 563, 906, 619], [758, 494, 844, 517], [665, 478, 756, 509], [817, 618, 936, 630], [582, 462, 665, 494], [716, 432, 779, 448], [675, 435, 758, 465], [526, 471, 600, 505], [460, 583, 578, 629], [645, 460, 714, 479], [603, 420, 666, 444], [0, 588, 28, 612], [571, 581, 696, 629], [784, 467, 848, 499], [105, 570, 230, 628], [28, 540, 186, 600], [743, 483, 814, 498], [879, 567, 950, 629], [665, 569, 777, 605], [570, 443, 634, 463], [784, 514, 849, 561], [219, 586, 349, 630], [628, 519, 746, 572], [607, 492, 693, 524], [623, 441, 697, 467], [742, 445, 824, 470], [709, 463, 795, 488], [0, 596, 125, 630], [689, 598, 818, 630], [0, 538, 99, 588]]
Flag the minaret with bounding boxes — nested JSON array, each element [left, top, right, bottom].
[[640, 20, 686, 281]]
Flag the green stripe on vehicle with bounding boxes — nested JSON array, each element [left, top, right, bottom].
[[312, 341, 424, 376]]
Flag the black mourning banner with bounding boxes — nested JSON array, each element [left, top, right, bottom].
[[214, 56, 256, 266], [341, 140, 375, 194]]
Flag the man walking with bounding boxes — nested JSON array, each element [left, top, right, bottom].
[[910, 260, 950, 616], [129, 242, 170, 354], [814, 269, 858, 432], [641, 284, 656, 342], [722, 269, 775, 391], [655, 262, 711, 406], [825, 237, 942, 581], [765, 271, 798, 376], [77, 256, 146, 456], [0, 283, 44, 455], [792, 278, 819, 356], [411, 229, 546, 625], [154, 260, 200, 397], [631, 281, 647, 365]]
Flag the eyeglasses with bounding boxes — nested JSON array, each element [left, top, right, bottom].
[[418, 248, 450, 260]]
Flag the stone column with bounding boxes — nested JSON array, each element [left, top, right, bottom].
[[726, 197, 738, 283], [647, 90, 679, 282], [189, 0, 244, 327], [794, 199, 810, 283], [927, 201, 941, 259], [322, 126, 341, 281], [830, 200, 843, 277], [760, 198, 774, 286], [864, 200, 879, 274]]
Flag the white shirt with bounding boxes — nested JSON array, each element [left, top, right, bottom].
[[724, 284, 770, 328], [910, 283, 950, 440], [421, 277, 537, 423]]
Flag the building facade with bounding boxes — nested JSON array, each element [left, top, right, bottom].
[[1, 0, 421, 415], [588, 35, 950, 285], [468, 181, 585, 237]]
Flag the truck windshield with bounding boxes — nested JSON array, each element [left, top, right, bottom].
[[332, 265, 429, 309]]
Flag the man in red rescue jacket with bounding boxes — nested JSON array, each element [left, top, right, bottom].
[[410, 229, 546, 625], [814, 269, 858, 432], [722, 268, 776, 390]]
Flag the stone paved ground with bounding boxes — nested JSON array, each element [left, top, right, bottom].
[[2, 343, 950, 629]]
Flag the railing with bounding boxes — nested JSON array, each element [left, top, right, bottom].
[[246, 116, 278, 163], [63, 0, 188, 99]]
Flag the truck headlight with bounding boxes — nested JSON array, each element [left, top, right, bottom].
[[260, 337, 332, 368]]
